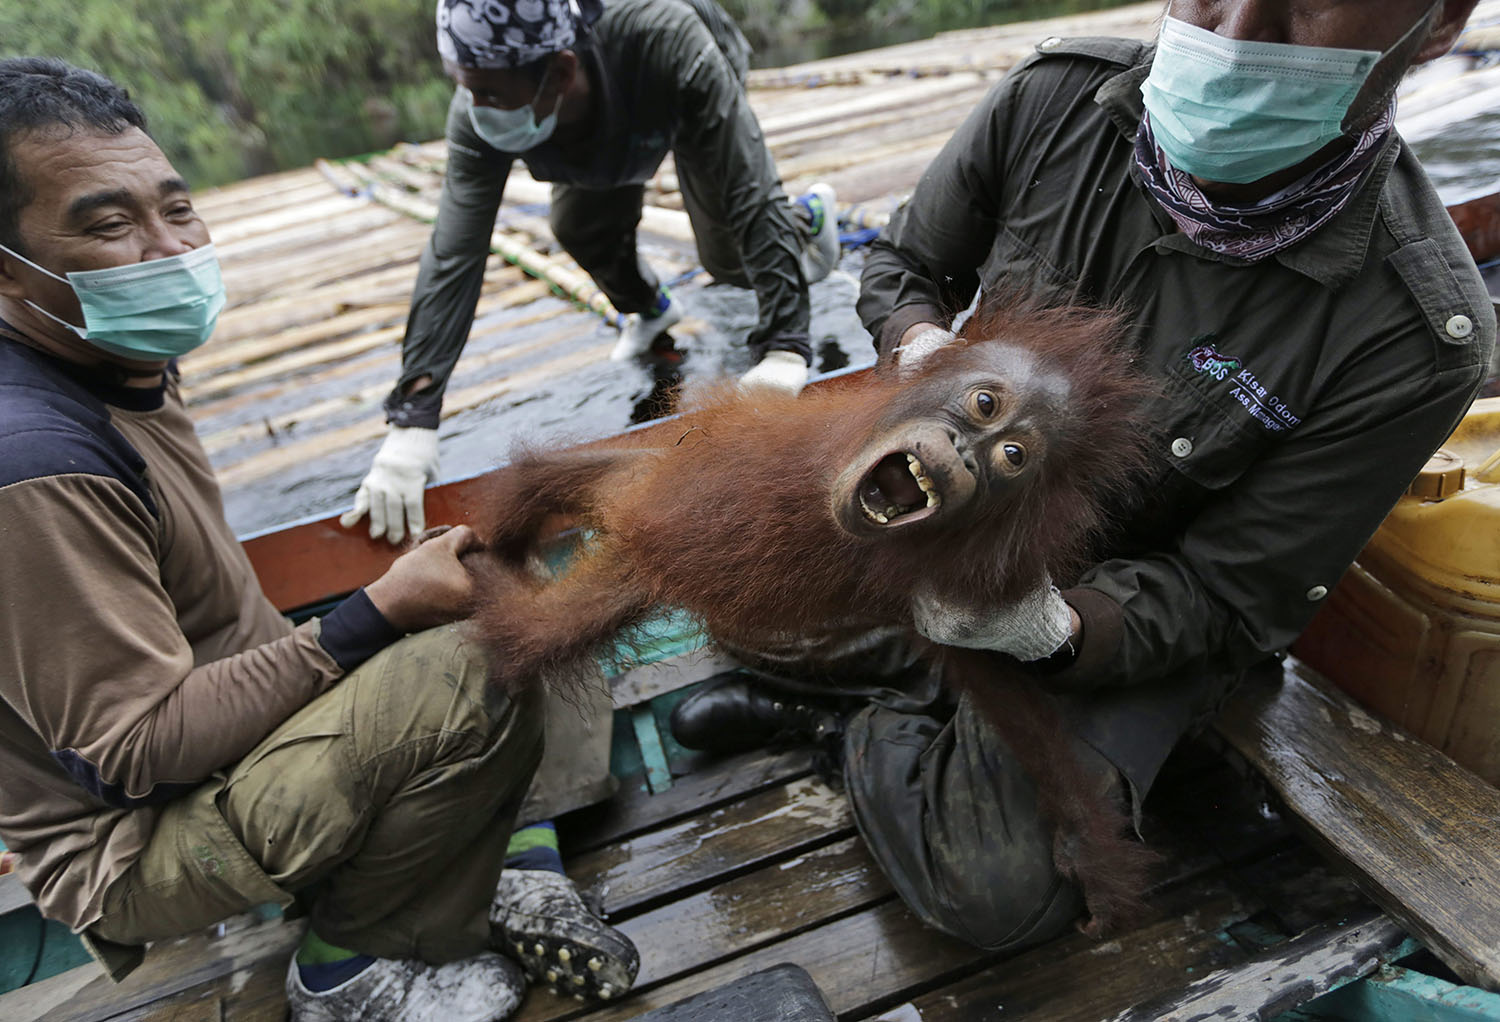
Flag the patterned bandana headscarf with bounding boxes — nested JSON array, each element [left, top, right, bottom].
[[1133, 102, 1395, 262], [437, 0, 603, 69]]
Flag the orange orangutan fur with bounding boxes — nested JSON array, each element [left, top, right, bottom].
[[469, 296, 1160, 934]]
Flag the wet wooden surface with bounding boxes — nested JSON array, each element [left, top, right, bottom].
[[1214, 660, 1500, 992], [4, 700, 1430, 1022]]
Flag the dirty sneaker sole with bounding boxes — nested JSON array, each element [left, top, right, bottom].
[[492, 870, 639, 1003]]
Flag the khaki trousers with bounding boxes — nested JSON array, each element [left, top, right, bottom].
[[90, 624, 545, 969]]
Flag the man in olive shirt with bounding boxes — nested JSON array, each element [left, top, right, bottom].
[[676, 0, 1494, 950], [343, 0, 840, 544]]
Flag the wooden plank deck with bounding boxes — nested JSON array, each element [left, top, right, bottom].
[[3, 655, 1413, 1022]]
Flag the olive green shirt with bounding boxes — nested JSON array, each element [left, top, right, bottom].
[[858, 38, 1495, 794]]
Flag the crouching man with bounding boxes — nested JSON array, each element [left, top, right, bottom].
[[0, 58, 634, 1021]]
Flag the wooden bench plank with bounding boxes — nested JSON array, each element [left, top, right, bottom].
[[887, 843, 1373, 1022], [609, 651, 736, 710], [569, 775, 854, 917], [4, 914, 305, 1022], [1213, 661, 1500, 991], [559, 898, 992, 1022], [1110, 908, 1408, 1022], [887, 883, 1253, 1021], [517, 837, 892, 1021], [560, 747, 816, 855]]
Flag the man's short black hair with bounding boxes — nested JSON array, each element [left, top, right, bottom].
[[0, 58, 147, 255]]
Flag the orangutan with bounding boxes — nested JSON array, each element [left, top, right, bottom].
[[468, 295, 1158, 933]]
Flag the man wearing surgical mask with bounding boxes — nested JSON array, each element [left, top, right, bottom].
[[0, 58, 638, 1022], [343, 0, 841, 544], [675, 0, 1495, 952]]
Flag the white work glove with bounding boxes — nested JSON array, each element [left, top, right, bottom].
[[912, 579, 1074, 662], [740, 350, 810, 395], [340, 425, 441, 545], [893, 326, 955, 372]]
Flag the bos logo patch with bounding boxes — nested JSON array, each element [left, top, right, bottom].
[[1186, 343, 1241, 381], [1186, 339, 1302, 433]]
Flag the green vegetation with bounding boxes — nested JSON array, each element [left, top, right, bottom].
[[1, 0, 454, 189], [2, 0, 1139, 188]]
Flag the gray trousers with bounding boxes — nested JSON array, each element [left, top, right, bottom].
[[549, 172, 810, 353]]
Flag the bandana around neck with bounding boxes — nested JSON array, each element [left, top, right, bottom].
[[1133, 102, 1395, 262], [437, 0, 602, 69]]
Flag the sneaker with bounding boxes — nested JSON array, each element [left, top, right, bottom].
[[794, 183, 840, 284], [491, 868, 639, 1002], [285, 951, 525, 1022], [740, 349, 809, 395], [610, 292, 684, 361]]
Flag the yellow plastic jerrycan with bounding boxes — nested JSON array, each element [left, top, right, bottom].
[[1293, 396, 1500, 786]]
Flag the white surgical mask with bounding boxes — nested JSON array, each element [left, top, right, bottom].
[[0, 243, 225, 360], [464, 75, 559, 152]]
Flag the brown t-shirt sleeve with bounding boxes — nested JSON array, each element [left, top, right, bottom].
[[0, 471, 344, 808]]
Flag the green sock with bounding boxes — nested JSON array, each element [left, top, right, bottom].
[[505, 820, 564, 873], [296, 929, 361, 966]]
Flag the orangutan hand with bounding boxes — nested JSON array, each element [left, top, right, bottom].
[[912, 579, 1076, 661], [364, 524, 482, 633]]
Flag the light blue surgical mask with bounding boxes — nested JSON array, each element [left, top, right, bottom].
[[0, 243, 225, 360], [464, 78, 558, 152], [1141, 8, 1435, 184]]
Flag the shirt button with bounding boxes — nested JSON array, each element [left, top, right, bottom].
[[1171, 437, 1193, 458], [1307, 585, 1328, 601], [1039, 36, 1061, 50], [1445, 314, 1473, 339]]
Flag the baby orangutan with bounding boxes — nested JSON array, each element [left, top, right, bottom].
[[469, 296, 1157, 934]]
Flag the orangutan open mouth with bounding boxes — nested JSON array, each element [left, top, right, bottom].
[[858, 452, 943, 525]]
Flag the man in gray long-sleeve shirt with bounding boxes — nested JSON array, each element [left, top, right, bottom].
[[673, 0, 1494, 951], [342, 0, 841, 545]]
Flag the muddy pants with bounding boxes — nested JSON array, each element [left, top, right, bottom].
[[832, 651, 1250, 952], [842, 692, 1111, 952], [88, 625, 545, 974]]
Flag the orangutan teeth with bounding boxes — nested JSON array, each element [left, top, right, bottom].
[[859, 491, 895, 524], [906, 454, 942, 508]]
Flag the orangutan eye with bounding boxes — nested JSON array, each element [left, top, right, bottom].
[[973, 390, 998, 417], [1002, 442, 1026, 467]]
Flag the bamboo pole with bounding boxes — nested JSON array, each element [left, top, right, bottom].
[[214, 340, 617, 488], [190, 263, 525, 385], [214, 256, 426, 336], [208, 193, 372, 248], [756, 75, 983, 137], [336, 162, 629, 327], [768, 83, 988, 157], [184, 279, 552, 405], [781, 128, 960, 185], [215, 204, 400, 265], [198, 314, 708, 455], [221, 221, 432, 303]]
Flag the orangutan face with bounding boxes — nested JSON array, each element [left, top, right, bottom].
[[831, 342, 1072, 538]]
